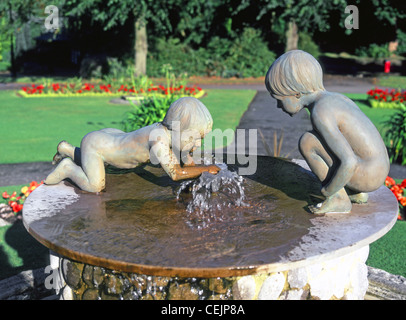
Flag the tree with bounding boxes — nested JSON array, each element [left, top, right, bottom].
[[64, 0, 219, 76], [369, 0, 406, 49], [252, 0, 349, 52], [0, 0, 50, 77]]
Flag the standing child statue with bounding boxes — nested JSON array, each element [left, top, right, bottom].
[[44, 97, 220, 193], [265, 50, 390, 214]]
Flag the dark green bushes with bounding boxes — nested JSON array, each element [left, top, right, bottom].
[[147, 27, 276, 78], [382, 104, 406, 165]]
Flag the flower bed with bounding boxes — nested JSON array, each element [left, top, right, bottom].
[[367, 88, 406, 109], [18, 82, 205, 99], [385, 176, 406, 220], [1, 181, 43, 215]]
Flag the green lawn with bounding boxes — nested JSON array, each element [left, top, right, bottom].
[[367, 220, 406, 277], [0, 89, 256, 164], [377, 75, 406, 90]]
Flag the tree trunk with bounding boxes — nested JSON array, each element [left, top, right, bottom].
[[285, 20, 298, 52], [8, 2, 16, 78], [134, 17, 147, 77]]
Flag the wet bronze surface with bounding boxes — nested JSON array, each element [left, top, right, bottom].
[[23, 156, 398, 277]]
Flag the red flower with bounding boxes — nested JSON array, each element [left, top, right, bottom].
[[2, 191, 9, 199], [385, 176, 396, 187], [10, 202, 23, 213]]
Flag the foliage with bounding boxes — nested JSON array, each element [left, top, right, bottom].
[[223, 27, 276, 78], [148, 27, 275, 78], [381, 103, 406, 165], [370, 0, 406, 26], [252, 0, 349, 44], [121, 95, 177, 133], [396, 29, 406, 56], [385, 177, 406, 220], [355, 43, 391, 59], [147, 38, 208, 76], [298, 33, 321, 59]]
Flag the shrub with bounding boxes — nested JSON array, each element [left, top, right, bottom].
[[395, 30, 406, 56], [121, 95, 176, 132], [147, 38, 207, 77], [382, 103, 406, 165], [298, 33, 321, 59], [223, 27, 276, 78], [147, 27, 276, 78], [355, 43, 390, 59]]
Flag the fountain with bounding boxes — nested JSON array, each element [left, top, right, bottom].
[[22, 51, 399, 300], [22, 155, 398, 300]]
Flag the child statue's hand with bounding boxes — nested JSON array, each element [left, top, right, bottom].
[[208, 165, 221, 175]]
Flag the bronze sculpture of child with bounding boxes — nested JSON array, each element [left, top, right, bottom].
[[45, 97, 220, 193], [266, 50, 390, 214]]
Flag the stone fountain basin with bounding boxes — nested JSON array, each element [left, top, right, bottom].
[[23, 156, 399, 300], [23, 156, 398, 280]]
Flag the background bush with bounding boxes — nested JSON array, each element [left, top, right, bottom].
[[298, 33, 321, 59], [147, 27, 275, 78], [382, 104, 406, 165], [355, 43, 391, 59], [121, 96, 177, 132]]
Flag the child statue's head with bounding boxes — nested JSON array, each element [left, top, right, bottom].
[[265, 50, 325, 115], [162, 97, 213, 152]]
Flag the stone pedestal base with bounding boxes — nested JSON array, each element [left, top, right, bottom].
[[53, 246, 370, 300]]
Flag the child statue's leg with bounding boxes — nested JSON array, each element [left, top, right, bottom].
[[299, 131, 352, 214], [45, 153, 106, 193], [45, 157, 84, 185]]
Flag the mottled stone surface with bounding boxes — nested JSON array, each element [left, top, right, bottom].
[[56, 245, 371, 300]]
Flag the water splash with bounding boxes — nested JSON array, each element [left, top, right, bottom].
[[176, 163, 249, 229]]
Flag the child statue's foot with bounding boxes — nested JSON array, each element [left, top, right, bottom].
[[52, 152, 63, 165], [309, 192, 352, 215], [52, 141, 74, 165], [348, 192, 368, 204]]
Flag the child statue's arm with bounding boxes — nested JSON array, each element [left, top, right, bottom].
[[150, 140, 220, 181]]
